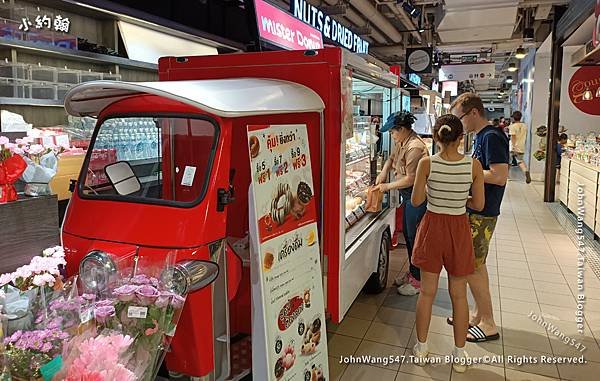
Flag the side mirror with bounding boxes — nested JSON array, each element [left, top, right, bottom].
[[105, 161, 141, 196]]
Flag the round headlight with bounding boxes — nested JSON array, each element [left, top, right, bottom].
[[79, 250, 116, 293], [161, 260, 219, 296]]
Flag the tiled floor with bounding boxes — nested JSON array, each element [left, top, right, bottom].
[[327, 176, 600, 380]]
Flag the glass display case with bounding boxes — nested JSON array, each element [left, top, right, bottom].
[[344, 115, 371, 229], [344, 77, 397, 247]]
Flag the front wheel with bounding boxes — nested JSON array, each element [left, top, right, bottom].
[[364, 230, 390, 294]]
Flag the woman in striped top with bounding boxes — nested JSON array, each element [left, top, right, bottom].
[[409, 114, 485, 373]]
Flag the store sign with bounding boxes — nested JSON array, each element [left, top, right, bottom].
[[406, 47, 433, 74], [461, 55, 478, 63], [247, 124, 329, 381], [255, 0, 323, 51], [408, 73, 422, 86], [18, 14, 70, 33], [438, 63, 495, 82], [568, 66, 600, 116], [594, 0, 600, 48], [441, 80, 458, 96], [290, 0, 369, 54]]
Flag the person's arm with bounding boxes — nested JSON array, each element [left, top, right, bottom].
[[484, 164, 509, 186], [376, 158, 392, 185], [482, 133, 510, 186], [411, 157, 430, 207], [376, 145, 397, 184], [382, 146, 423, 190], [467, 159, 485, 211], [508, 125, 517, 151]]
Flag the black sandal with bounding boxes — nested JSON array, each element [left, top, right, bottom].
[[446, 317, 474, 329], [466, 325, 500, 342]]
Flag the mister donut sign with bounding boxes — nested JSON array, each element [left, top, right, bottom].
[[568, 66, 600, 116]]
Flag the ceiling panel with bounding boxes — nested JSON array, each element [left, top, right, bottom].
[[438, 4, 518, 43]]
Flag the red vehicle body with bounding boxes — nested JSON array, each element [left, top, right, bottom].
[[62, 48, 397, 380]]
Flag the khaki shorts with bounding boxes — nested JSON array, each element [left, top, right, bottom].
[[513, 152, 525, 162], [469, 214, 498, 269]]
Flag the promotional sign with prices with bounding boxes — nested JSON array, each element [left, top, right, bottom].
[[247, 124, 329, 381]]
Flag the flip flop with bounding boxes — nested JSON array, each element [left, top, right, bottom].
[[466, 325, 500, 343], [446, 317, 474, 329]]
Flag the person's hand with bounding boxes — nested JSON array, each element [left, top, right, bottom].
[[373, 183, 388, 192], [375, 173, 386, 185]]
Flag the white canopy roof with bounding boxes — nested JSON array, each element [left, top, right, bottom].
[[64, 78, 325, 118]]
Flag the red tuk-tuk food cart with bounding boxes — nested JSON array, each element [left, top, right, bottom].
[[62, 47, 399, 380]]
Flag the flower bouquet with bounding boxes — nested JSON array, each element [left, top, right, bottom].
[[0, 247, 73, 380], [0, 135, 27, 203], [54, 330, 137, 381], [11, 134, 64, 197], [3, 328, 69, 380], [0, 246, 66, 335], [99, 274, 187, 381]]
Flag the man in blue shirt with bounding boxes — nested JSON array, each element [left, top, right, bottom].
[[449, 93, 509, 343], [556, 133, 568, 184]]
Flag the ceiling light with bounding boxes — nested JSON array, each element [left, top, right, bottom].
[[506, 76, 514, 84], [508, 63, 517, 72], [497, 95, 503, 98], [515, 48, 527, 59]]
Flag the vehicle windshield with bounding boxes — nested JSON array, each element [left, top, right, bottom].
[[80, 116, 218, 205]]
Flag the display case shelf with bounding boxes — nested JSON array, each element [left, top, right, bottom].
[[346, 154, 369, 166], [0, 37, 157, 71], [0, 97, 64, 106]]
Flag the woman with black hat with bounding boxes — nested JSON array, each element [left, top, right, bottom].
[[373, 111, 429, 296]]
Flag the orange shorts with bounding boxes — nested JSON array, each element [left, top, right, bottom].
[[412, 211, 475, 277]]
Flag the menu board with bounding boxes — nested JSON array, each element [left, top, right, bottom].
[[247, 124, 329, 381]]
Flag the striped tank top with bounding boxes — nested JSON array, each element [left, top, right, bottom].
[[426, 154, 473, 215]]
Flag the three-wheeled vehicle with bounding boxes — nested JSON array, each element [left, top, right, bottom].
[[62, 47, 401, 380]]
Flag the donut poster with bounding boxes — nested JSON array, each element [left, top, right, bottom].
[[247, 124, 318, 243], [247, 124, 329, 381]]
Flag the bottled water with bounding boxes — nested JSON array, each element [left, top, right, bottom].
[[135, 133, 146, 160]]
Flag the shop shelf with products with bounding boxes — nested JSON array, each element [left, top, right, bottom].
[[57, 68, 81, 84], [0, 61, 30, 80], [0, 77, 31, 98], [80, 71, 103, 82], [30, 64, 57, 82], [31, 81, 57, 100]]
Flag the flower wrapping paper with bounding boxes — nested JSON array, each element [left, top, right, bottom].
[[21, 153, 58, 196], [0, 154, 27, 202]]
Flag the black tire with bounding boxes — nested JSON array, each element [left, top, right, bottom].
[[364, 230, 390, 294]]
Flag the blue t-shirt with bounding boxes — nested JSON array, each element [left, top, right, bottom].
[[469, 125, 510, 217]]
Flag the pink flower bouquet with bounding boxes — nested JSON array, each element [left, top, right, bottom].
[[94, 273, 187, 381], [0, 247, 67, 334], [56, 331, 136, 381]]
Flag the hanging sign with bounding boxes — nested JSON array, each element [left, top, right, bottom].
[[438, 63, 495, 82], [406, 47, 433, 74], [291, 0, 369, 54], [568, 66, 600, 116], [255, 0, 323, 51], [247, 124, 329, 381], [408, 73, 422, 86]]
